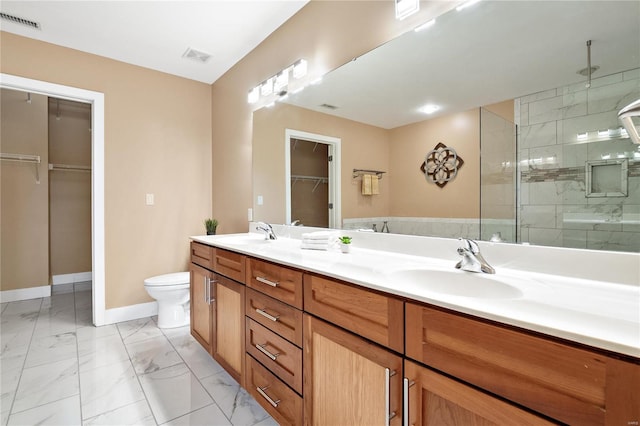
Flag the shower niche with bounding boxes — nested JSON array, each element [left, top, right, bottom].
[[585, 159, 629, 198]]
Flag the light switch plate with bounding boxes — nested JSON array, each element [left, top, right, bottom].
[[145, 193, 154, 205]]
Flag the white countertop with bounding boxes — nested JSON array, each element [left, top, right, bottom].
[[191, 232, 640, 358]]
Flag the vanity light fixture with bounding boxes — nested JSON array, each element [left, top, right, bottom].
[[395, 0, 419, 20], [456, 0, 482, 12], [577, 132, 589, 141], [248, 59, 310, 107], [274, 71, 289, 92], [260, 78, 273, 97], [293, 59, 307, 79], [415, 19, 436, 32], [419, 104, 440, 114], [248, 87, 259, 104], [598, 129, 609, 138]]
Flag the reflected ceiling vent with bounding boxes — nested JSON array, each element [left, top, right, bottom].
[[320, 103, 338, 110], [182, 47, 212, 64], [0, 12, 40, 30]]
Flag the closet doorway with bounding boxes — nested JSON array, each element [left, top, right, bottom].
[[1, 73, 105, 326], [285, 129, 341, 228]]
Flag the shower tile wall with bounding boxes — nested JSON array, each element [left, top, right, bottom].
[[517, 68, 640, 252]]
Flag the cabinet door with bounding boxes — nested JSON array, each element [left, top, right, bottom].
[[403, 360, 555, 426], [212, 274, 245, 383], [304, 314, 402, 426], [190, 263, 213, 352]]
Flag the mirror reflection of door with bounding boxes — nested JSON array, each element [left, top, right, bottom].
[[290, 138, 330, 227]]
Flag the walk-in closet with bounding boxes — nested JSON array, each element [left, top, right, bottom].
[[1, 88, 92, 303]]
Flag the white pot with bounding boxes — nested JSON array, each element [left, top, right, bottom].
[[340, 243, 351, 253]]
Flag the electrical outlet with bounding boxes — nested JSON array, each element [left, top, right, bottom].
[[145, 193, 154, 205]]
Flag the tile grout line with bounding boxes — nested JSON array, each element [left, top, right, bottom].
[[5, 298, 43, 422], [118, 319, 161, 426], [161, 326, 233, 425]]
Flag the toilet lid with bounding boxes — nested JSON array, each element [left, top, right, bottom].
[[144, 272, 189, 286]]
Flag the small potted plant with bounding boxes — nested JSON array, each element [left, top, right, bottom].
[[205, 218, 218, 235], [338, 236, 352, 253]]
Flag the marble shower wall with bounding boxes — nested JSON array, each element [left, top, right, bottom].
[[516, 68, 640, 252]]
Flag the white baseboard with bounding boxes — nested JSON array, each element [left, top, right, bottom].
[[52, 272, 92, 285], [0, 285, 51, 303], [102, 301, 158, 325]]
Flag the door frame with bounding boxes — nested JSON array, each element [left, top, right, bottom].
[[285, 128, 341, 228], [1, 73, 106, 326]]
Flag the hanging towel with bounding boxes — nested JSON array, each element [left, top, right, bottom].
[[362, 174, 372, 195], [371, 174, 379, 195]]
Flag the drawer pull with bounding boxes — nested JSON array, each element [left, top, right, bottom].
[[256, 385, 280, 408], [255, 344, 279, 361], [256, 276, 279, 287], [385, 368, 397, 426], [255, 308, 279, 322], [403, 378, 415, 426]]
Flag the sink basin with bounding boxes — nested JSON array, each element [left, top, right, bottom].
[[387, 269, 523, 299]]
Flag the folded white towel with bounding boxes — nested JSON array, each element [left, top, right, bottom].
[[301, 241, 330, 250], [302, 231, 338, 240]]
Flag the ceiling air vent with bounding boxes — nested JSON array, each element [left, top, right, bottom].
[[182, 47, 212, 64], [320, 103, 338, 110], [0, 12, 40, 30]]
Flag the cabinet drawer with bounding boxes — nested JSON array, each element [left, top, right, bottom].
[[246, 318, 302, 394], [246, 354, 303, 426], [303, 273, 404, 353], [191, 241, 212, 269], [246, 288, 303, 347], [247, 258, 303, 309], [213, 248, 246, 283], [406, 303, 613, 426]]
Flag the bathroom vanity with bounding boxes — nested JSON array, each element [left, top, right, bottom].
[[189, 231, 639, 426]]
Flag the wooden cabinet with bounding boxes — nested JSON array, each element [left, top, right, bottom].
[[403, 360, 555, 425], [189, 262, 213, 353], [247, 257, 303, 309], [406, 302, 640, 426], [246, 287, 303, 347], [245, 257, 305, 422], [190, 242, 246, 383], [304, 273, 404, 353], [212, 274, 245, 383], [303, 314, 402, 426], [246, 354, 303, 425]]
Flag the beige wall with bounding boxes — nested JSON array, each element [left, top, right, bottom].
[[48, 98, 92, 276], [389, 108, 481, 218], [1, 32, 212, 309], [213, 0, 457, 233], [0, 89, 49, 291]]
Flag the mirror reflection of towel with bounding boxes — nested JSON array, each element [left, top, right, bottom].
[[371, 175, 379, 195], [362, 174, 372, 195]]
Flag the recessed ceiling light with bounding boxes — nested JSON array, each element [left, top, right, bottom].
[[419, 104, 440, 114]]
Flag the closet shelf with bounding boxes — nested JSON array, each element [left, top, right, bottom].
[[49, 163, 91, 172], [291, 174, 328, 192], [1, 152, 41, 183]]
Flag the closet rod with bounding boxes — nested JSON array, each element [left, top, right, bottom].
[[49, 163, 91, 172], [1, 153, 41, 183]]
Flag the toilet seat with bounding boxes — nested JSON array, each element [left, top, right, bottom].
[[144, 272, 189, 287]]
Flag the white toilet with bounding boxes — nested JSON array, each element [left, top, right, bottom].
[[144, 272, 190, 328]]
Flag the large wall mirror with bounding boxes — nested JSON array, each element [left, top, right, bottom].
[[252, 0, 640, 252]]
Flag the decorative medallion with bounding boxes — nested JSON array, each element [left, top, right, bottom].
[[419, 142, 464, 188]]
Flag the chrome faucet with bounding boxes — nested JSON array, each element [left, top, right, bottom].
[[256, 222, 277, 240], [455, 238, 495, 274]]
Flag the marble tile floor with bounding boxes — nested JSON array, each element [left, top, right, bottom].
[[0, 283, 276, 426]]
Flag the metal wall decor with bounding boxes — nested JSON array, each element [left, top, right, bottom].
[[420, 142, 464, 188]]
